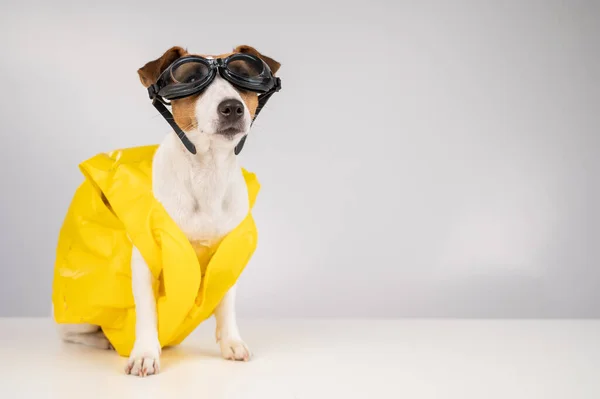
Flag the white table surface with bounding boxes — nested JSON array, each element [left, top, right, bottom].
[[0, 318, 598, 398]]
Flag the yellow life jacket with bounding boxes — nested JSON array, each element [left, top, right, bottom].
[[51, 144, 260, 357]]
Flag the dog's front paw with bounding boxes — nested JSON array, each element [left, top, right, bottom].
[[218, 336, 251, 361], [125, 336, 161, 377]]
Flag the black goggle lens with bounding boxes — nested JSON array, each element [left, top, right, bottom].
[[225, 58, 264, 79], [171, 61, 210, 84]]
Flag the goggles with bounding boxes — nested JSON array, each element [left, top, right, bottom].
[[147, 52, 282, 155]]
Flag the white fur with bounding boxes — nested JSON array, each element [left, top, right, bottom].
[[56, 74, 254, 377]]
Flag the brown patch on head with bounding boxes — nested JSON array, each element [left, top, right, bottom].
[[171, 96, 200, 131], [238, 91, 260, 119]]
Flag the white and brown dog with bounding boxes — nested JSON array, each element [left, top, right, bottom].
[[55, 44, 281, 377]]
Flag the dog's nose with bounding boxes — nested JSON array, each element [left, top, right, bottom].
[[218, 99, 244, 122]]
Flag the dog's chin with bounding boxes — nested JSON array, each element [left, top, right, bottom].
[[215, 127, 245, 140]]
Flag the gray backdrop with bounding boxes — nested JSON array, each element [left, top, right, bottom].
[[0, 0, 598, 318]]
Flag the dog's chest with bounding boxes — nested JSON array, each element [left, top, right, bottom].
[[184, 171, 249, 241], [152, 159, 249, 246]]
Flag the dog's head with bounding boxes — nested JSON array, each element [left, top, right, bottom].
[[138, 45, 281, 153]]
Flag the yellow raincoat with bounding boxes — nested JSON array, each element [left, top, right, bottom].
[[51, 144, 260, 357]]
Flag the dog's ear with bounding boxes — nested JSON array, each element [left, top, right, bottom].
[[233, 45, 281, 75], [137, 46, 188, 88]]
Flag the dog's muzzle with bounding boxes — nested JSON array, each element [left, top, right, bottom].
[[146, 53, 282, 155]]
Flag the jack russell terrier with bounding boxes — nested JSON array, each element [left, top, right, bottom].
[[53, 44, 282, 377]]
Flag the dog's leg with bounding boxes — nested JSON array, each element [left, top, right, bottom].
[[125, 245, 161, 377], [57, 323, 113, 350], [214, 283, 251, 361]]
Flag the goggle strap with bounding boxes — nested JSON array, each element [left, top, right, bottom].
[[152, 98, 197, 154], [234, 135, 247, 155]]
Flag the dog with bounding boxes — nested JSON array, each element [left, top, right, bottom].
[[54, 44, 281, 377]]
